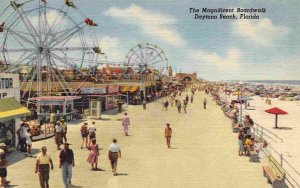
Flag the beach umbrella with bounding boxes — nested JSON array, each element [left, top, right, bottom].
[[265, 107, 288, 128]]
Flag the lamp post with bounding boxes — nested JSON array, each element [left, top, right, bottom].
[[224, 81, 227, 101], [239, 81, 243, 125]]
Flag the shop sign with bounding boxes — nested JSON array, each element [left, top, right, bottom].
[[107, 86, 119, 93], [81, 88, 106, 94]]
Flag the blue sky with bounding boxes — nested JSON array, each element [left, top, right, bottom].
[[1, 0, 300, 80]]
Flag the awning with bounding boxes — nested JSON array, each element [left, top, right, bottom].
[[0, 97, 30, 119], [120, 86, 139, 93]]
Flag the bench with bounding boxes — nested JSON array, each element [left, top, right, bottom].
[[262, 156, 286, 188]]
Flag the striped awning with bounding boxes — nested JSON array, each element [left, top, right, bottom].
[[120, 86, 139, 93], [0, 97, 30, 120]]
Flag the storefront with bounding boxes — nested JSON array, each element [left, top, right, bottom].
[[29, 96, 81, 122], [75, 86, 120, 112], [105, 86, 120, 110], [120, 85, 140, 104], [0, 97, 30, 149]]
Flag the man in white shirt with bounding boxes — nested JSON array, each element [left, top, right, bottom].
[[108, 138, 121, 176], [54, 122, 63, 150], [88, 122, 97, 145]]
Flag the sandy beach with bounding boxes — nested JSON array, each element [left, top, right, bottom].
[[7, 91, 271, 188], [226, 93, 300, 185]]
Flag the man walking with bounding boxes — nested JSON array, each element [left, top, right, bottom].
[[183, 100, 188, 114], [17, 123, 27, 152], [203, 98, 207, 109], [108, 138, 121, 176], [176, 100, 182, 113], [35, 146, 53, 188], [59, 143, 74, 188]]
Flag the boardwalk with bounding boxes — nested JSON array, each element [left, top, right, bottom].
[[8, 91, 271, 188]]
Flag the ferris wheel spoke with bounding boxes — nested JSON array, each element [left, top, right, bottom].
[[48, 11, 68, 39], [147, 52, 163, 65], [130, 50, 144, 65], [49, 52, 87, 76], [5, 51, 36, 72], [147, 58, 167, 66], [4, 27, 37, 47], [21, 57, 38, 102], [14, 8, 40, 45], [50, 24, 85, 48], [49, 56, 73, 95], [4, 54, 35, 73], [51, 46, 93, 51]]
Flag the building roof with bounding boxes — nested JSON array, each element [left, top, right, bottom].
[[0, 97, 30, 119], [29, 96, 81, 101]]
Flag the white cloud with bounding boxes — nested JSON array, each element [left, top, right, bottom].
[[105, 4, 185, 47], [187, 48, 242, 71], [99, 36, 125, 62], [232, 18, 288, 47], [244, 55, 300, 80]]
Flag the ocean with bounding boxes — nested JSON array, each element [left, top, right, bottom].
[[228, 80, 300, 86], [244, 80, 300, 86]]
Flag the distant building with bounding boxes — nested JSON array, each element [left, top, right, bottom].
[[175, 72, 197, 83]]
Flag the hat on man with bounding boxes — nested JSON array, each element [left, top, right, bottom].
[[64, 142, 71, 146]]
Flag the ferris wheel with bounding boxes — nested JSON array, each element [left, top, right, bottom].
[[0, 0, 102, 106], [125, 43, 168, 76]]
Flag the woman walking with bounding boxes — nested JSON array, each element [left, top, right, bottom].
[[80, 122, 89, 149], [87, 140, 99, 171], [122, 113, 130, 136], [164, 123, 172, 148], [25, 129, 32, 157]]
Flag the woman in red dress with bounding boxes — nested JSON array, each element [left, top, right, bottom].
[[87, 139, 99, 170]]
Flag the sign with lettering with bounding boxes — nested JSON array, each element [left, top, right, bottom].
[[107, 86, 119, 94], [81, 88, 106, 94], [0, 73, 20, 101]]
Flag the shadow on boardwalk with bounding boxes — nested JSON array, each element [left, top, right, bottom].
[[7, 148, 40, 166]]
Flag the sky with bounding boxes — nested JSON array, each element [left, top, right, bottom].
[[0, 0, 300, 81]]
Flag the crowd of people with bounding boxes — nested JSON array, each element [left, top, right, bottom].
[[205, 84, 269, 159], [5, 82, 223, 188]]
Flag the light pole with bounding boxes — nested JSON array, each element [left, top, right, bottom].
[[224, 81, 227, 101], [239, 81, 243, 125]]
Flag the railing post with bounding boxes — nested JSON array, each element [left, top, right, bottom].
[[280, 154, 283, 166], [261, 127, 264, 140]]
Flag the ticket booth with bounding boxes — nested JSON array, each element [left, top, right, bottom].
[[89, 99, 102, 119]]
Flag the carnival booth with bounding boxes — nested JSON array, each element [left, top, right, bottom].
[[0, 97, 30, 150], [29, 96, 81, 122], [76, 85, 121, 112]]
